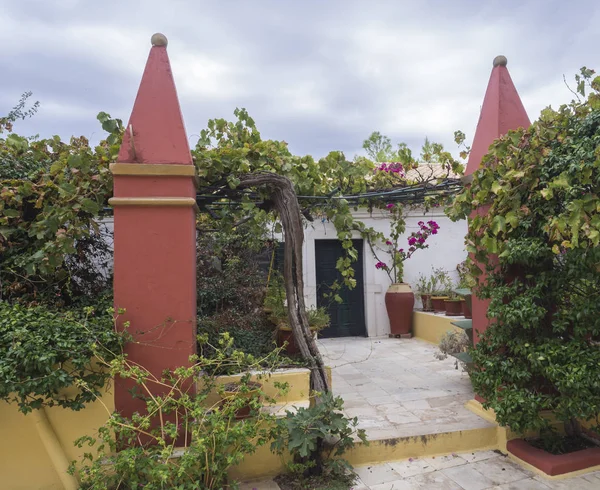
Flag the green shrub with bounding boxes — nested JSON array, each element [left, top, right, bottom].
[[71, 334, 285, 490], [434, 330, 470, 361], [199, 319, 276, 359], [271, 393, 367, 488], [0, 300, 124, 413], [447, 67, 600, 439]]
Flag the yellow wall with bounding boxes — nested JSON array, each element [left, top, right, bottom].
[[412, 311, 463, 345], [0, 388, 113, 490], [0, 369, 313, 488], [201, 368, 311, 407]]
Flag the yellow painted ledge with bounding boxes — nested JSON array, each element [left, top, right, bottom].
[[346, 426, 498, 467], [412, 311, 463, 345], [464, 399, 525, 453], [108, 197, 197, 207], [200, 368, 312, 407], [110, 163, 196, 176]]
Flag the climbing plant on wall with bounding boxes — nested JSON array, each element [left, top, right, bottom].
[[0, 100, 121, 304], [1, 98, 463, 397], [447, 67, 600, 440]]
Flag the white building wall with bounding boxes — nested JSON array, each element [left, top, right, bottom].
[[302, 208, 467, 337]]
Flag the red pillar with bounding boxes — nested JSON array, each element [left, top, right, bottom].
[[466, 56, 530, 345], [110, 33, 197, 425]]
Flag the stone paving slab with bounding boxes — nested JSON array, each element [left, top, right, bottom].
[[239, 451, 600, 489], [353, 451, 600, 489], [317, 337, 494, 440]]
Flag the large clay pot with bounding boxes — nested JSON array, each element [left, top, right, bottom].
[[385, 283, 415, 335]]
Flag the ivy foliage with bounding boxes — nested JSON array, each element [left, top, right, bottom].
[[0, 299, 124, 413], [194, 109, 463, 291], [0, 106, 122, 304], [447, 68, 600, 435]]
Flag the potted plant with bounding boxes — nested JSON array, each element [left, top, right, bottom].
[[415, 273, 434, 312], [220, 380, 263, 419], [265, 273, 329, 354], [430, 268, 452, 313], [277, 307, 329, 354], [370, 211, 440, 336], [456, 260, 475, 319], [443, 291, 464, 316]]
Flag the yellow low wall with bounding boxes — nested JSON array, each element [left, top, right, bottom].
[[0, 368, 315, 488], [412, 311, 463, 345], [0, 387, 113, 490], [202, 367, 311, 407]]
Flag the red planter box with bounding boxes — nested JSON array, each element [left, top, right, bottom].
[[507, 438, 600, 476]]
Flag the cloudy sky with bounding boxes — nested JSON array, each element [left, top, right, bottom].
[[1, 0, 597, 160]]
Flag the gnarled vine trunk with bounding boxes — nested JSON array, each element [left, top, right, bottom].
[[238, 173, 330, 395]]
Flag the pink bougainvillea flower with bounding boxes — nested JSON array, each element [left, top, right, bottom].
[[375, 261, 387, 269], [408, 236, 417, 246], [378, 162, 404, 174], [385, 240, 393, 246], [386, 203, 395, 209]]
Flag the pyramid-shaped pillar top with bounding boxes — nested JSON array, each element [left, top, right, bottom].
[[465, 55, 531, 175], [117, 33, 193, 165]]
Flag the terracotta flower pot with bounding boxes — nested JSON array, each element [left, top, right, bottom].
[[462, 296, 472, 319], [444, 299, 463, 316], [221, 381, 262, 419], [420, 293, 434, 312], [431, 296, 449, 313], [385, 283, 415, 335], [277, 325, 317, 355]]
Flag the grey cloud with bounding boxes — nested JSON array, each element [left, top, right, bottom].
[[2, 0, 599, 160]]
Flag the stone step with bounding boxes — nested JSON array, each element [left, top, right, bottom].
[[451, 319, 473, 331], [451, 319, 473, 343], [261, 400, 311, 417]]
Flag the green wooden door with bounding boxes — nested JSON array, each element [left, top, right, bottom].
[[315, 239, 366, 338]]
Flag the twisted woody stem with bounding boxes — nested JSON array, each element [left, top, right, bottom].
[[237, 173, 330, 396]]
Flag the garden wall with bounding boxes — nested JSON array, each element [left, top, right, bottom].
[[0, 387, 113, 490]]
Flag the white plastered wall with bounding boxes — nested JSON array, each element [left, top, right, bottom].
[[302, 208, 468, 337]]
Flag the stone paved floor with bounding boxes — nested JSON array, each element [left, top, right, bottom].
[[239, 451, 600, 489], [317, 337, 493, 440]]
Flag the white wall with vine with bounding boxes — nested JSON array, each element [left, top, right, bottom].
[[303, 208, 467, 337]]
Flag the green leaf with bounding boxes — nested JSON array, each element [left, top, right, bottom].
[[491, 216, 506, 235], [80, 198, 99, 214], [2, 209, 20, 218]]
